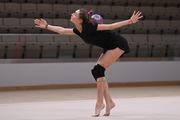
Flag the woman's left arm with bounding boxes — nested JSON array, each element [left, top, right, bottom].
[[97, 11, 143, 31]]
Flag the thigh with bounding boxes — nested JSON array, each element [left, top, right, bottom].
[[96, 47, 125, 69]]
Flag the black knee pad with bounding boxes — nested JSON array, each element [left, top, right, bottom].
[[91, 64, 106, 81]]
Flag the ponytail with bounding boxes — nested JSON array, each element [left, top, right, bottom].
[[79, 8, 95, 25]]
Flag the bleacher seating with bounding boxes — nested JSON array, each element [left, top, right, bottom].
[[0, 0, 179, 59]]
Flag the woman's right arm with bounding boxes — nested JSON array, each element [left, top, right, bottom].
[[34, 19, 75, 35]]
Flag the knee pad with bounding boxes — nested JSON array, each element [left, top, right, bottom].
[[91, 64, 106, 81]]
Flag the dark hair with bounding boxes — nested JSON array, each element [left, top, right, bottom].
[[79, 8, 94, 25]]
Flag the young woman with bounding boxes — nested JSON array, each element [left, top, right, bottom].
[[34, 8, 143, 117]]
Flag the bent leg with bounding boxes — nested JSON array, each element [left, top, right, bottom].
[[95, 47, 124, 116]]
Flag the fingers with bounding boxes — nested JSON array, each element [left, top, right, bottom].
[[132, 11, 136, 15], [34, 19, 46, 25], [138, 16, 143, 19]]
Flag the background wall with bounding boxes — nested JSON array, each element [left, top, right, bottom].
[[0, 61, 180, 87]]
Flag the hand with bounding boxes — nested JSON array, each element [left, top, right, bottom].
[[129, 11, 143, 24], [34, 18, 48, 29]]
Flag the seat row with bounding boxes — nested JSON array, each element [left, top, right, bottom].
[[1, 3, 179, 14], [0, 38, 179, 59], [0, 10, 179, 20], [1, 0, 179, 7], [1, 18, 180, 28], [0, 19, 180, 34], [1, 35, 179, 43], [0, 34, 179, 59]]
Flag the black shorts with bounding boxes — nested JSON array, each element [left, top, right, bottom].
[[103, 34, 130, 54]]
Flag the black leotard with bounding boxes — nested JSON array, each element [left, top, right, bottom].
[[73, 23, 130, 54]]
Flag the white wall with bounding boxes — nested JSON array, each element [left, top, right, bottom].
[[0, 61, 180, 87]]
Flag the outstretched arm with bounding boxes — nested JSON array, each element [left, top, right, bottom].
[[34, 19, 75, 35], [97, 11, 143, 31]]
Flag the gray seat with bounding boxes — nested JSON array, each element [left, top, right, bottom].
[[143, 20, 157, 27], [41, 11, 57, 19], [2, 36, 19, 43], [152, 7, 166, 14], [21, 3, 37, 11], [5, 3, 21, 11], [37, 3, 53, 11], [166, 7, 179, 14], [0, 10, 9, 18], [6, 42, 24, 59], [75, 42, 90, 58], [133, 36, 148, 42], [8, 26, 25, 34], [148, 36, 162, 42], [20, 18, 35, 26], [152, 0, 166, 6], [143, 12, 157, 20], [25, 11, 41, 18], [25, 26, 41, 34], [157, 20, 171, 28], [164, 0, 179, 7], [91, 46, 103, 58], [37, 36, 54, 43], [139, 0, 153, 6], [59, 42, 75, 58], [0, 3, 5, 10], [134, 27, 148, 34], [54, 35, 71, 43], [119, 26, 134, 34], [53, 4, 68, 12], [162, 27, 176, 34], [97, 5, 111, 13], [157, 13, 171, 20], [57, 11, 71, 19], [113, 0, 127, 6], [22, 35, 37, 43], [139, 6, 152, 13], [166, 42, 180, 57], [171, 20, 180, 27], [0, 18, 3, 26], [0, 42, 6, 58], [170, 13, 180, 20], [9, 11, 25, 18], [149, 42, 167, 57], [3, 18, 20, 26], [41, 42, 58, 58], [24, 42, 41, 58], [125, 6, 139, 14], [0, 26, 8, 33], [137, 42, 149, 57], [111, 6, 125, 13], [53, 19, 69, 27]]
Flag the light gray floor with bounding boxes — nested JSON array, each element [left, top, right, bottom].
[[0, 86, 180, 120]]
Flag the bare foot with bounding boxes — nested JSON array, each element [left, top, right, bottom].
[[92, 103, 105, 117], [103, 102, 115, 116]]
